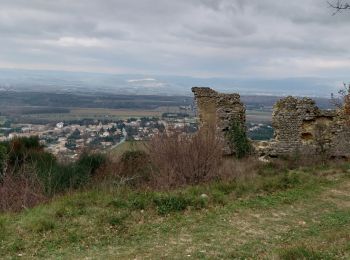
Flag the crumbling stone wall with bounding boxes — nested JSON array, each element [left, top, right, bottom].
[[192, 87, 350, 158], [267, 96, 350, 158], [192, 87, 218, 127], [268, 97, 333, 156], [192, 87, 245, 155]]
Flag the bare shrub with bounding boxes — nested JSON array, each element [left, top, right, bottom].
[[117, 150, 152, 187], [146, 128, 224, 188], [266, 151, 336, 171], [92, 153, 148, 189], [0, 169, 47, 212], [0, 137, 106, 212], [219, 157, 263, 181], [0, 144, 7, 178]]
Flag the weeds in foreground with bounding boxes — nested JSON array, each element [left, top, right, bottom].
[[0, 137, 106, 212], [279, 246, 332, 260], [146, 128, 223, 188], [1, 134, 349, 214], [1, 163, 349, 259]]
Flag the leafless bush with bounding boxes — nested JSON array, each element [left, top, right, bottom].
[[146, 128, 224, 188], [0, 169, 47, 212], [268, 149, 336, 170], [219, 157, 263, 181], [101, 128, 264, 189]]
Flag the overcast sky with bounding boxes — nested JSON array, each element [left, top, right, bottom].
[[0, 0, 349, 78]]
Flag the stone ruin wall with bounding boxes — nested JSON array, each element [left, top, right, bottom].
[[268, 96, 350, 158], [192, 87, 245, 155], [192, 87, 350, 158]]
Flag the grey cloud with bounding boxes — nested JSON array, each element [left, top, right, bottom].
[[0, 0, 349, 78]]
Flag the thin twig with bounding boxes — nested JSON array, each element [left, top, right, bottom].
[[328, 0, 350, 15]]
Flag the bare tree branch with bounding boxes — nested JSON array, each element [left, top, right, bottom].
[[331, 82, 350, 109], [328, 0, 350, 15]]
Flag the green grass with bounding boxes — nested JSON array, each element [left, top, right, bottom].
[[0, 116, 6, 125], [110, 140, 146, 156], [0, 166, 350, 259]]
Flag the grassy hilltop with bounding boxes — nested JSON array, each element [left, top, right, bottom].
[[0, 136, 350, 259], [1, 166, 350, 258]]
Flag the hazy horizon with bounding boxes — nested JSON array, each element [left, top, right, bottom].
[[0, 67, 344, 98], [0, 1, 349, 81]]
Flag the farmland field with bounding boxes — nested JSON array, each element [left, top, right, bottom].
[[0, 91, 281, 124], [3, 104, 190, 124], [25, 107, 162, 121], [7, 108, 271, 124], [6, 107, 171, 124], [246, 109, 272, 123], [110, 141, 147, 156]]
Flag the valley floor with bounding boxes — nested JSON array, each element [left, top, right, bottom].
[[1, 169, 350, 259]]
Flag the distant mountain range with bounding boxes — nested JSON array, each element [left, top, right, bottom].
[[0, 68, 344, 98]]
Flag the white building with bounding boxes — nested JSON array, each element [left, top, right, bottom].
[[56, 122, 64, 129]]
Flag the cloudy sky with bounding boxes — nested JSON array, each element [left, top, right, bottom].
[[0, 0, 349, 78]]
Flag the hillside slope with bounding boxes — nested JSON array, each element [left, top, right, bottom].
[[1, 169, 350, 259]]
